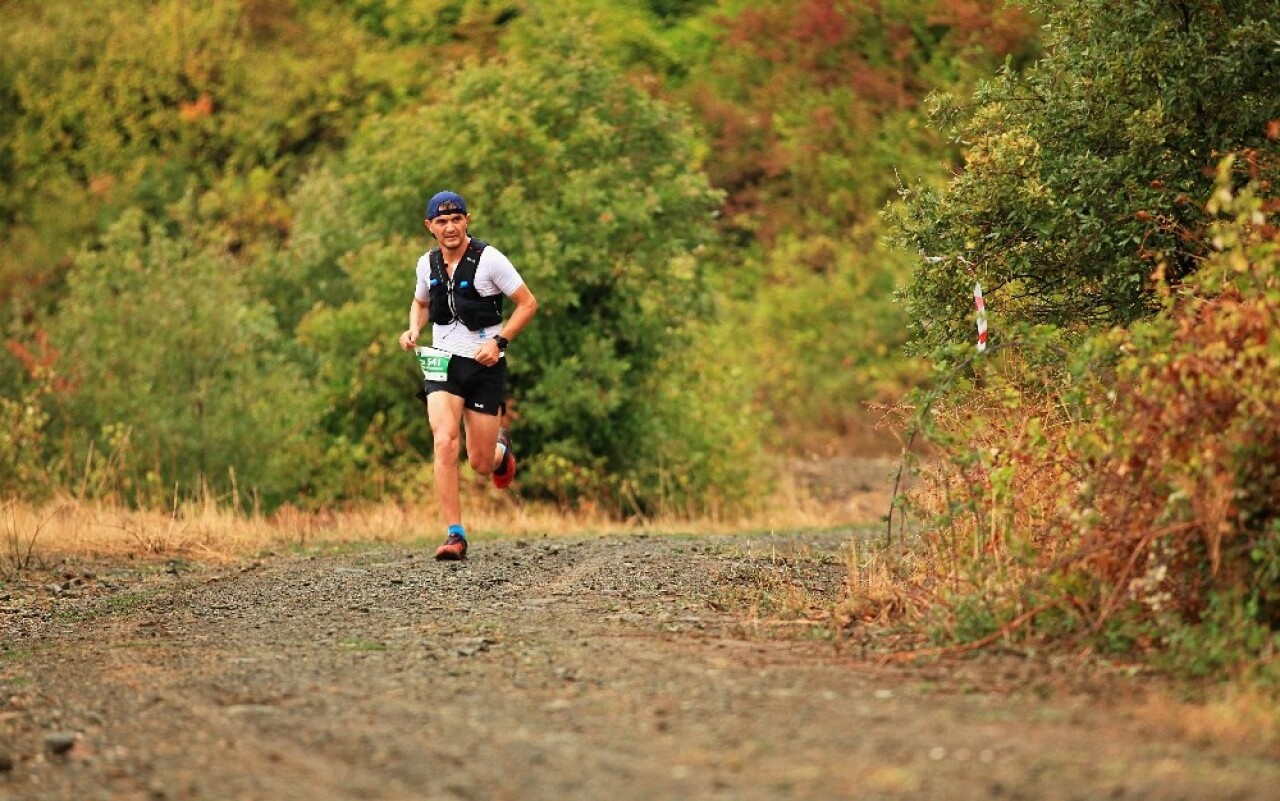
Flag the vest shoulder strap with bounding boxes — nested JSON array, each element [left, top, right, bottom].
[[431, 239, 487, 277]]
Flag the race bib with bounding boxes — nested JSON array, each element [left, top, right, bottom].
[[415, 346, 451, 382]]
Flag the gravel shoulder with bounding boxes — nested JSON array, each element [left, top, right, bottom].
[[2, 530, 1278, 801]]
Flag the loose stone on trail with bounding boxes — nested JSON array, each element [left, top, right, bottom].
[[44, 732, 77, 756]]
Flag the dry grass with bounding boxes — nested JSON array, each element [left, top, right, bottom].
[[1135, 687, 1280, 759], [1, 459, 892, 569], [839, 538, 926, 625]]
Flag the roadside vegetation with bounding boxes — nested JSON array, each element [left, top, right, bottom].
[[2, 0, 1278, 691], [875, 0, 1280, 684]]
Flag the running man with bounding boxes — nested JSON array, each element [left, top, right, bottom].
[[398, 191, 538, 560]]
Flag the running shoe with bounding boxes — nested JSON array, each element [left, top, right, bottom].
[[492, 429, 516, 489], [434, 533, 468, 561]]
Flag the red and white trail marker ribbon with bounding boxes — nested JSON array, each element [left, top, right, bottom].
[[974, 282, 988, 352]]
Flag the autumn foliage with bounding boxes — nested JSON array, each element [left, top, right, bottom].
[[885, 165, 1280, 675], [681, 0, 1036, 243]]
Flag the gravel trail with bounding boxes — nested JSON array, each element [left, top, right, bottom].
[[2, 531, 1277, 800]]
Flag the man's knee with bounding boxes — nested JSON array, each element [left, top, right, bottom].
[[433, 430, 461, 458], [467, 451, 497, 475]]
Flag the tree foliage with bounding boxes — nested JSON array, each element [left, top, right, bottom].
[[890, 0, 1280, 354], [288, 21, 736, 511], [874, 0, 1280, 668], [0, 0, 436, 321], [737, 230, 928, 453], [0, 0, 1047, 512], [50, 210, 316, 507], [670, 0, 1037, 244], [658, 0, 1036, 448]]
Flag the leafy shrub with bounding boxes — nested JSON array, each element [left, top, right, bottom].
[[283, 21, 759, 514], [888, 160, 1280, 676], [50, 211, 318, 508], [890, 0, 1280, 354], [0, 331, 64, 499], [1068, 161, 1280, 671]]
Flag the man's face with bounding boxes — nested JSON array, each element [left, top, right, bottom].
[[427, 213, 469, 249]]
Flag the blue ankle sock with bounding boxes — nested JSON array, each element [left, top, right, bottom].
[[448, 524, 466, 539]]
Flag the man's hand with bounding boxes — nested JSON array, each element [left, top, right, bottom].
[[474, 339, 502, 367], [399, 329, 419, 352]]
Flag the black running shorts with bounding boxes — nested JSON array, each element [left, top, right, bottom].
[[421, 355, 507, 415]]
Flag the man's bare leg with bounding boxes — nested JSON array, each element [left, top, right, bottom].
[[463, 407, 502, 476], [427, 392, 465, 527]]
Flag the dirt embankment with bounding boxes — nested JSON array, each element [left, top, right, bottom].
[[2, 530, 1277, 801]]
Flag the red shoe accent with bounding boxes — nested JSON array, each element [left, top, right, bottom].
[[492, 431, 516, 489]]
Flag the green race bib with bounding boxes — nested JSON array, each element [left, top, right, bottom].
[[415, 346, 451, 382]]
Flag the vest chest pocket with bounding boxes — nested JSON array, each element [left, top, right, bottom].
[[415, 346, 452, 382]]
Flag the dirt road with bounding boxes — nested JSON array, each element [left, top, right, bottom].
[[2, 530, 1277, 800]]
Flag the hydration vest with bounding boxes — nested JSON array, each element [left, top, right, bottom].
[[427, 238, 502, 330]]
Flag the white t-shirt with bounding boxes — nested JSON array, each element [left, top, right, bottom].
[[414, 240, 525, 359]]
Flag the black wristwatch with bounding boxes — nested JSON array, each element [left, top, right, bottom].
[[494, 335, 509, 351]]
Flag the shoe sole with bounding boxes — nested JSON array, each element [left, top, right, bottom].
[[493, 452, 516, 489], [434, 547, 466, 561]]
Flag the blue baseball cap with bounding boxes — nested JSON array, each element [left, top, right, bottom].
[[426, 190, 468, 220]]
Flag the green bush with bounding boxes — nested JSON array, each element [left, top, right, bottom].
[[0, 333, 59, 499], [281, 21, 759, 513], [49, 210, 318, 508], [894, 162, 1280, 676], [889, 0, 1280, 354]]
